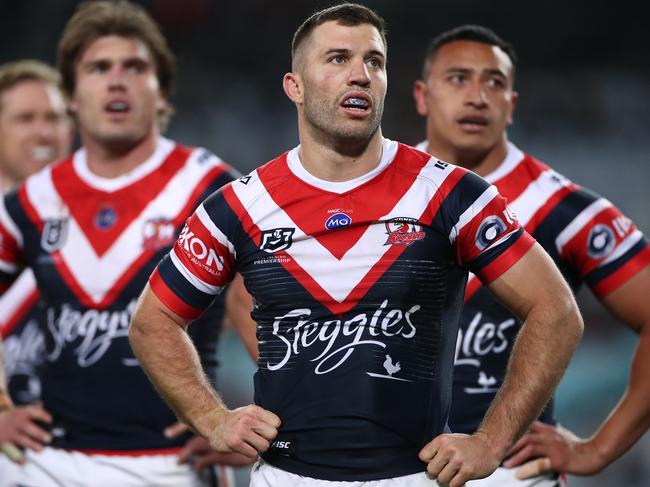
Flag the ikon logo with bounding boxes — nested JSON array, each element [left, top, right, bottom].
[[178, 226, 224, 271], [325, 213, 352, 231]]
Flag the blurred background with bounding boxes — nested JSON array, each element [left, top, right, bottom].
[[1, 0, 648, 485]]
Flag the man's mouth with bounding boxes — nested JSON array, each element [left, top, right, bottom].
[[31, 146, 55, 161], [105, 100, 130, 114], [458, 115, 489, 128], [340, 93, 372, 112]]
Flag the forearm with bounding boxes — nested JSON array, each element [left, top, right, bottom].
[[0, 339, 14, 411], [129, 304, 227, 437], [478, 301, 582, 458], [587, 328, 650, 467]]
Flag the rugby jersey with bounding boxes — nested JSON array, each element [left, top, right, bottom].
[[0, 137, 236, 451], [417, 141, 650, 434], [151, 138, 535, 480]]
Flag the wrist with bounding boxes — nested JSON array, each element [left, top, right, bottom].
[[474, 428, 510, 461], [0, 393, 14, 412], [190, 403, 229, 438], [583, 435, 612, 472]]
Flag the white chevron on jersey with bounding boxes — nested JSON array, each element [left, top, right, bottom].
[[24, 146, 223, 305], [555, 197, 613, 255], [231, 151, 457, 304]]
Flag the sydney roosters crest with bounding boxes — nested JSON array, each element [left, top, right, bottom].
[[142, 218, 176, 251], [384, 218, 425, 247]]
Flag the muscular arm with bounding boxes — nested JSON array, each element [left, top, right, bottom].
[[420, 243, 583, 486], [507, 264, 650, 477], [129, 284, 279, 457], [478, 242, 583, 453]]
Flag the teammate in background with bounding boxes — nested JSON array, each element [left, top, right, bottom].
[[129, 4, 582, 487], [412, 25, 650, 486], [0, 2, 253, 486], [0, 59, 73, 485]]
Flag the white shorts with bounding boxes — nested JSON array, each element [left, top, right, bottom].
[[0, 454, 20, 487], [12, 447, 235, 487], [465, 466, 565, 487], [249, 459, 444, 486]]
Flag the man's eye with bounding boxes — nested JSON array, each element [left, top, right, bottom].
[[367, 58, 381, 68], [488, 78, 505, 88], [331, 56, 345, 64]]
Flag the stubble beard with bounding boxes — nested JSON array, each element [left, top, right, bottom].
[[303, 92, 384, 156]]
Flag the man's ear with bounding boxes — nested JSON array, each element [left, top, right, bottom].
[[507, 90, 519, 125], [413, 80, 430, 117], [283, 72, 303, 104]]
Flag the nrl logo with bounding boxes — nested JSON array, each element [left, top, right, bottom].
[[384, 218, 425, 247], [260, 227, 295, 253], [41, 218, 69, 253]]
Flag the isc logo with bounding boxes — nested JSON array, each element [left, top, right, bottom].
[[324, 212, 352, 231]]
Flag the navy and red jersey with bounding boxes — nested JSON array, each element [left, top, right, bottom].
[[0, 137, 236, 452], [0, 270, 44, 405], [416, 141, 650, 435], [151, 138, 535, 481]]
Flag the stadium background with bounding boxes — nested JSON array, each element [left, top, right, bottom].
[[1, 0, 648, 485]]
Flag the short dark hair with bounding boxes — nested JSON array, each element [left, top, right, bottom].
[[58, 0, 176, 128], [421, 25, 517, 81], [291, 3, 387, 68]]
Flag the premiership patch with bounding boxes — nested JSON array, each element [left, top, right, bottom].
[[384, 218, 425, 247], [41, 218, 69, 253], [260, 228, 295, 253]]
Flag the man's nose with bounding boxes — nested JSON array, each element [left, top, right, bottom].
[[347, 58, 371, 86]]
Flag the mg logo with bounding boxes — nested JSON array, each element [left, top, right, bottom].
[[324, 213, 352, 231]]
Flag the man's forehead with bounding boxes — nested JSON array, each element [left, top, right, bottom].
[[432, 40, 512, 76], [79, 35, 153, 63], [308, 21, 385, 55]]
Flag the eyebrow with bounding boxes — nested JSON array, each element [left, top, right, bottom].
[[445, 66, 508, 78], [323, 48, 385, 59]]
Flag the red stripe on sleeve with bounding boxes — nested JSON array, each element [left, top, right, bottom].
[[0, 289, 40, 337], [149, 268, 203, 320], [592, 246, 650, 298], [476, 232, 536, 284]]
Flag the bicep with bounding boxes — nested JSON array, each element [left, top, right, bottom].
[[487, 242, 574, 321], [132, 283, 192, 333], [600, 265, 650, 333]]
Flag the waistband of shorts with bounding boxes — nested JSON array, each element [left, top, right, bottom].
[[64, 447, 183, 457]]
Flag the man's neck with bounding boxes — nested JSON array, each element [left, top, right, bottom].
[[81, 131, 159, 179], [426, 135, 509, 178], [298, 127, 384, 183]]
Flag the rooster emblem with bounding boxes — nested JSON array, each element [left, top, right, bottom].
[[383, 354, 401, 376], [478, 371, 497, 388]]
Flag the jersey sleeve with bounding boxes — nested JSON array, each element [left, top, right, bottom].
[[448, 170, 535, 284], [150, 189, 238, 319], [554, 191, 650, 298], [0, 193, 25, 292]]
